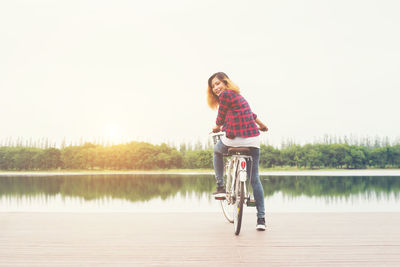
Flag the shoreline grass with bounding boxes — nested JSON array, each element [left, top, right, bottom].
[[1, 167, 400, 174]]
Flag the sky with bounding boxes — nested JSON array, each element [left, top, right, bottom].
[[1, 0, 399, 147]]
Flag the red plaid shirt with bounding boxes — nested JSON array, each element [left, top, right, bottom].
[[216, 90, 260, 139]]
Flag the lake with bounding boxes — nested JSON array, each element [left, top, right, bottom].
[[1, 174, 400, 213]]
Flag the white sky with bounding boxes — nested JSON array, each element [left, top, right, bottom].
[[1, 0, 399, 147]]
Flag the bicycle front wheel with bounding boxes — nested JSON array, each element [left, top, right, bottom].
[[220, 158, 234, 223], [220, 198, 234, 223], [234, 181, 245, 235]]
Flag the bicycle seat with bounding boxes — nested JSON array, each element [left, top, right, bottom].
[[227, 147, 251, 156]]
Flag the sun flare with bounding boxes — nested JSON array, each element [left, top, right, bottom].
[[103, 123, 123, 144]]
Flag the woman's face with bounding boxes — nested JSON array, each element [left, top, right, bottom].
[[211, 77, 227, 96]]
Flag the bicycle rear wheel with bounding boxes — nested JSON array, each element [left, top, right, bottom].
[[234, 181, 245, 235]]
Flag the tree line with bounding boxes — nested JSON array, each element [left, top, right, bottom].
[[1, 139, 400, 170]]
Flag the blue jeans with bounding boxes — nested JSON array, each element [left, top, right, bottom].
[[213, 140, 265, 219]]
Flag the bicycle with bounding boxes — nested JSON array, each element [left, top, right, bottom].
[[210, 132, 256, 235]]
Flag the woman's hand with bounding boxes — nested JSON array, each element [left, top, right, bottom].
[[255, 118, 268, 132], [259, 124, 268, 132], [212, 125, 221, 133]]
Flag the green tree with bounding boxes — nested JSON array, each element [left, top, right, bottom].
[[259, 145, 280, 168]]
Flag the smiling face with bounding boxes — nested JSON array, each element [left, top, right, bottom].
[[211, 77, 227, 96]]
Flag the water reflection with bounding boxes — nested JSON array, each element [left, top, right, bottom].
[[0, 175, 215, 202], [0, 175, 399, 212], [263, 176, 400, 198]]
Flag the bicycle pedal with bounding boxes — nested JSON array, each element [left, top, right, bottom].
[[246, 199, 256, 207]]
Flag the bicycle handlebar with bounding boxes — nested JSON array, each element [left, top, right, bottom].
[[209, 132, 224, 145]]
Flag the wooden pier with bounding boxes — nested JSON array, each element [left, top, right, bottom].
[[1, 212, 399, 266]]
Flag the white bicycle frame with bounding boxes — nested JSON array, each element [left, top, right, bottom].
[[211, 132, 253, 204], [227, 155, 252, 203], [210, 131, 258, 234]]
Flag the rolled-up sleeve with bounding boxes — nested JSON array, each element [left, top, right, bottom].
[[253, 113, 257, 120], [216, 91, 230, 126]]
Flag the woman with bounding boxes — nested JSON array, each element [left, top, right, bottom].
[[207, 72, 268, 231]]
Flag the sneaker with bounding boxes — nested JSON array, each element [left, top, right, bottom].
[[212, 186, 226, 195], [256, 218, 266, 231]]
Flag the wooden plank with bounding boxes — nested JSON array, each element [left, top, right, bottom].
[[1, 212, 400, 266]]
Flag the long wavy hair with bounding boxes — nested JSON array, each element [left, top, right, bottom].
[[206, 72, 240, 110]]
